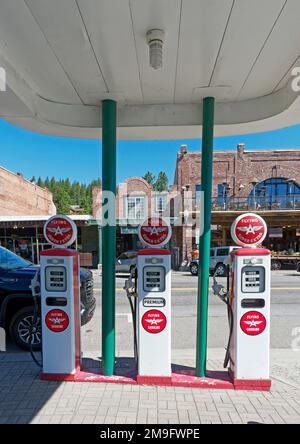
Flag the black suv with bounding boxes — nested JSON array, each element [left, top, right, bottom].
[[0, 246, 96, 351]]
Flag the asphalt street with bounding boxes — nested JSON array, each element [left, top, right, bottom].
[[81, 270, 300, 357]]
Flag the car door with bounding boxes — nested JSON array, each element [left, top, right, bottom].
[[209, 248, 216, 270], [216, 247, 230, 265]]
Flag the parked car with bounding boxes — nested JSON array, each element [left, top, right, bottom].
[[189, 246, 241, 277], [0, 246, 96, 351], [116, 251, 137, 273]]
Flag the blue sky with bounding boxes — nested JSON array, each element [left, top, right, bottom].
[[1, 118, 300, 185]]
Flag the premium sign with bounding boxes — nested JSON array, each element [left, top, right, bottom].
[[143, 297, 166, 308]]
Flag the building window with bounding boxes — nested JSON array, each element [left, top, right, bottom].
[[155, 195, 167, 212], [126, 196, 146, 219], [217, 183, 230, 207], [249, 178, 300, 209]]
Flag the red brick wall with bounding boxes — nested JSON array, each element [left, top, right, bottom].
[[0, 167, 55, 216], [174, 144, 300, 197]]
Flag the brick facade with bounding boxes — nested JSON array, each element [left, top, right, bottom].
[[174, 143, 300, 198], [173, 144, 300, 262], [93, 177, 172, 221], [0, 167, 55, 216]]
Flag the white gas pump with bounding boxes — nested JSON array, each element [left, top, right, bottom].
[[39, 215, 81, 379], [135, 217, 172, 383], [214, 213, 271, 390], [229, 247, 271, 389]]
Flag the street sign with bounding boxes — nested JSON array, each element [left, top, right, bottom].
[[142, 309, 167, 334], [44, 215, 77, 248], [138, 216, 171, 247], [231, 213, 267, 247], [240, 311, 266, 336], [45, 309, 69, 333]]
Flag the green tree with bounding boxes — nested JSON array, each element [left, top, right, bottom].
[[54, 186, 72, 214], [153, 171, 168, 192], [143, 171, 156, 186]]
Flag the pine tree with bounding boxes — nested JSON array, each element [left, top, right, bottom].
[[153, 171, 168, 192], [143, 171, 156, 186]]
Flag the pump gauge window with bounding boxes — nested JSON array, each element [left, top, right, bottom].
[[143, 266, 165, 292], [45, 266, 67, 292]]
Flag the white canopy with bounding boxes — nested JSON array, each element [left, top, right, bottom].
[[1, 0, 300, 139]]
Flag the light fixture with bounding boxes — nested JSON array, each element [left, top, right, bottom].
[[146, 29, 165, 70]]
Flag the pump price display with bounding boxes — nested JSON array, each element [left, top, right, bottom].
[[231, 213, 267, 247], [138, 216, 171, 247], [142, 309, 167, 334], [240, 311, 266, 336]]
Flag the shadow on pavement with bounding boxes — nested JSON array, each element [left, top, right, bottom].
[[0, 351, 62, 424]]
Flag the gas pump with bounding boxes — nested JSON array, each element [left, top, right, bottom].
[[39, 215, 81, 378], [125, 216, 172, 383], [213, 213, 271, 390]]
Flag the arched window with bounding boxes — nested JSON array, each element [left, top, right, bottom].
[[249, 178, 300, 209]]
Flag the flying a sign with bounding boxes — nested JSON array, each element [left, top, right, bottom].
[[44, 215, 77, 248], [231, 213, 267, 247], [138, 216, 171, 247]]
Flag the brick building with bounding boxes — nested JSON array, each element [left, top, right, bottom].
[[0, 166, 55, 216], [92, 144, 300, 268], [93, 177, 173, 256], [174, 144, 300, 262]]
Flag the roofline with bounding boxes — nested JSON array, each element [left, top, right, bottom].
[[0, 215, 93, 222], [0, 165, 54, 197]]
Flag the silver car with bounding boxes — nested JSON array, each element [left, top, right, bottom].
[[190, 246, 241, 277], [116, 251, 137, 273]]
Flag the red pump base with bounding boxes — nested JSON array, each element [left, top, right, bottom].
[[41, 364, 271, 391]]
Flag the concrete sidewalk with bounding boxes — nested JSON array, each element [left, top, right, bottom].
[[0, 349, 299, 424]]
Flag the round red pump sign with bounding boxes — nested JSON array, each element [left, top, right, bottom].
[[44, 215, 77, 248], [142, 310, 167, 334], [231, 213, 267, 247], [240, 311, 266, 336], [45, 309, 69, 333], [138, 216, 171, 247]]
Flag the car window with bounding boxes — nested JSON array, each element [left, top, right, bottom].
[[210, 249, 215, 257], [0, 246, 31, 271], [216, 248, 229, 256], [118, 253, 128, 260]]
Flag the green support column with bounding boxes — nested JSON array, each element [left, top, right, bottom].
[[98, 225, 102, 266], [102, 99, 117, 376], [196, 97, 215, 377]]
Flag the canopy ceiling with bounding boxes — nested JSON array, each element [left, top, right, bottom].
[[1, 0, 300, 139]]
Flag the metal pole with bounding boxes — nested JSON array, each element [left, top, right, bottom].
[[102, 99, 117, 376], [196, 97, 215, 377]]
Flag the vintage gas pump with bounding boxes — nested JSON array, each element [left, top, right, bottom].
[[215, 213, 271, 390], [135, 217, 172, 383], [39, 215, 81, 378]]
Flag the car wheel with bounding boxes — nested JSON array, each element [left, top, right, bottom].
[[271, 260, 281, 271], [190, 264, 198, 276], [215, 263, 227, 277], [9, 307, 41, 351], [296, 262, 300, 273]]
